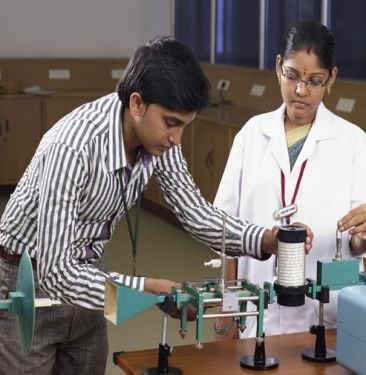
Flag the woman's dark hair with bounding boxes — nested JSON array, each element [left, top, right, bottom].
[[117, 36, 210, 112], [280, 20, 336, 70]]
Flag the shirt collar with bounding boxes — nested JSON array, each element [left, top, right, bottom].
[[105, 93, 153, 173], [106, 93, 125, 172]]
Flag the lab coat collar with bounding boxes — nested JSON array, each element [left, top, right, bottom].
[[262, 102, 335, 176], [309, 102, 337, 141], [261, 104, 289, 175], [261, 102, 334, 139]]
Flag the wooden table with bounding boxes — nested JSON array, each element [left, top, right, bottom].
[[114, 330, 352, 374]]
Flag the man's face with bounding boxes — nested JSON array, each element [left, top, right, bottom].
[[133, 102, 196, 156]]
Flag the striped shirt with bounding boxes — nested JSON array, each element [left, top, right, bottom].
[[0, 93, 267, 310]]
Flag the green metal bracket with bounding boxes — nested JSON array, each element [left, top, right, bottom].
[[9, 291, 25, 315], [316, 259, 364, 290]]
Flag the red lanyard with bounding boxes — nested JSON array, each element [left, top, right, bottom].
[[280, 160, 308, 224]]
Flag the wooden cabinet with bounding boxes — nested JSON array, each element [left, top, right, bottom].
[[0, 58, 128, 186], [0, 96, 42, 184], [42, 93, 102, 131], [193, 119, 236, 203], [0, 93, 104, 185]]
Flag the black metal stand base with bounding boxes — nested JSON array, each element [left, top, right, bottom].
[[144, 367, 183, 375], [240, 355, 279, 370], [143, 343, 183, 375], [240, 335, 279, 371], [302, 324, 336, 363], [302, 347, 336, 363]]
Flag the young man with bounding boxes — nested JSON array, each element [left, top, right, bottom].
[[0, 36, 312, 374]]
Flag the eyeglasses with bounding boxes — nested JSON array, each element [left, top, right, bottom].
[[280, 64, 330, 91]]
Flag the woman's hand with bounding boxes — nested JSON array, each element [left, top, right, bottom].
[[338, 204, 366, 254], [338, 203, 366, 234]]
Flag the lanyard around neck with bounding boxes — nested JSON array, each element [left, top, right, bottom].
[[280, 160, 308, 224], [121, 173, 143, 276]]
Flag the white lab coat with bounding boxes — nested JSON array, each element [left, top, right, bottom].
[[215, 102, 366, 337]]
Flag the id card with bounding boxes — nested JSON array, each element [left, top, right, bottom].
[[273, 203, 297, 220]]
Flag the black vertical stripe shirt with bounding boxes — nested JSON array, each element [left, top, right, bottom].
[[0, 93, 267, 309]]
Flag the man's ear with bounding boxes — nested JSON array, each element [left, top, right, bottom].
[[129, 92, 145, 117]]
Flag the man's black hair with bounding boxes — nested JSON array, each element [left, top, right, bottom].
[[117, 36, 210, 112]]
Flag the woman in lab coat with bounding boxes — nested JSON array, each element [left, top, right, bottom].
[[214, 19, 366, 339]]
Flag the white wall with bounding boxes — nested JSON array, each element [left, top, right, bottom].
[[0, 0, 172, 57]]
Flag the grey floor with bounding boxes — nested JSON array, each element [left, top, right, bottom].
[[0, 194, 218, 375]]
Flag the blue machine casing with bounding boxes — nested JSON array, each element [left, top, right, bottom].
[[337, 285, 366, 375]]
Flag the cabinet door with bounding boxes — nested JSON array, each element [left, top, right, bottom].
[[43, 95, 100, 131], [193, 120, 233, 203], [0, 96, 42, 184]]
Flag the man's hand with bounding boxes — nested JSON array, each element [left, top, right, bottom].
[[261, 224, 313, 255], [261, 226, 279, 255], [144, 277, 196, 321], [144, 278, 181, 294], [157, 297, 197, 321]]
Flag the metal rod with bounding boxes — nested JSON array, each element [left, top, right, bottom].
[[335, 229, 343, 260], [184, 278, 249, 287], [171, 0, 175, 37], [203, 311, 258, 319], [161, 313, 168, 345], [258, 0, 266, 69], [321, 0, 330, 27], [319, 302, 324, 326], [226, 285, 247, 290], [34, 298, 62, 307], [210, 0, 216, 64], [203, 296, 259, 305]]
